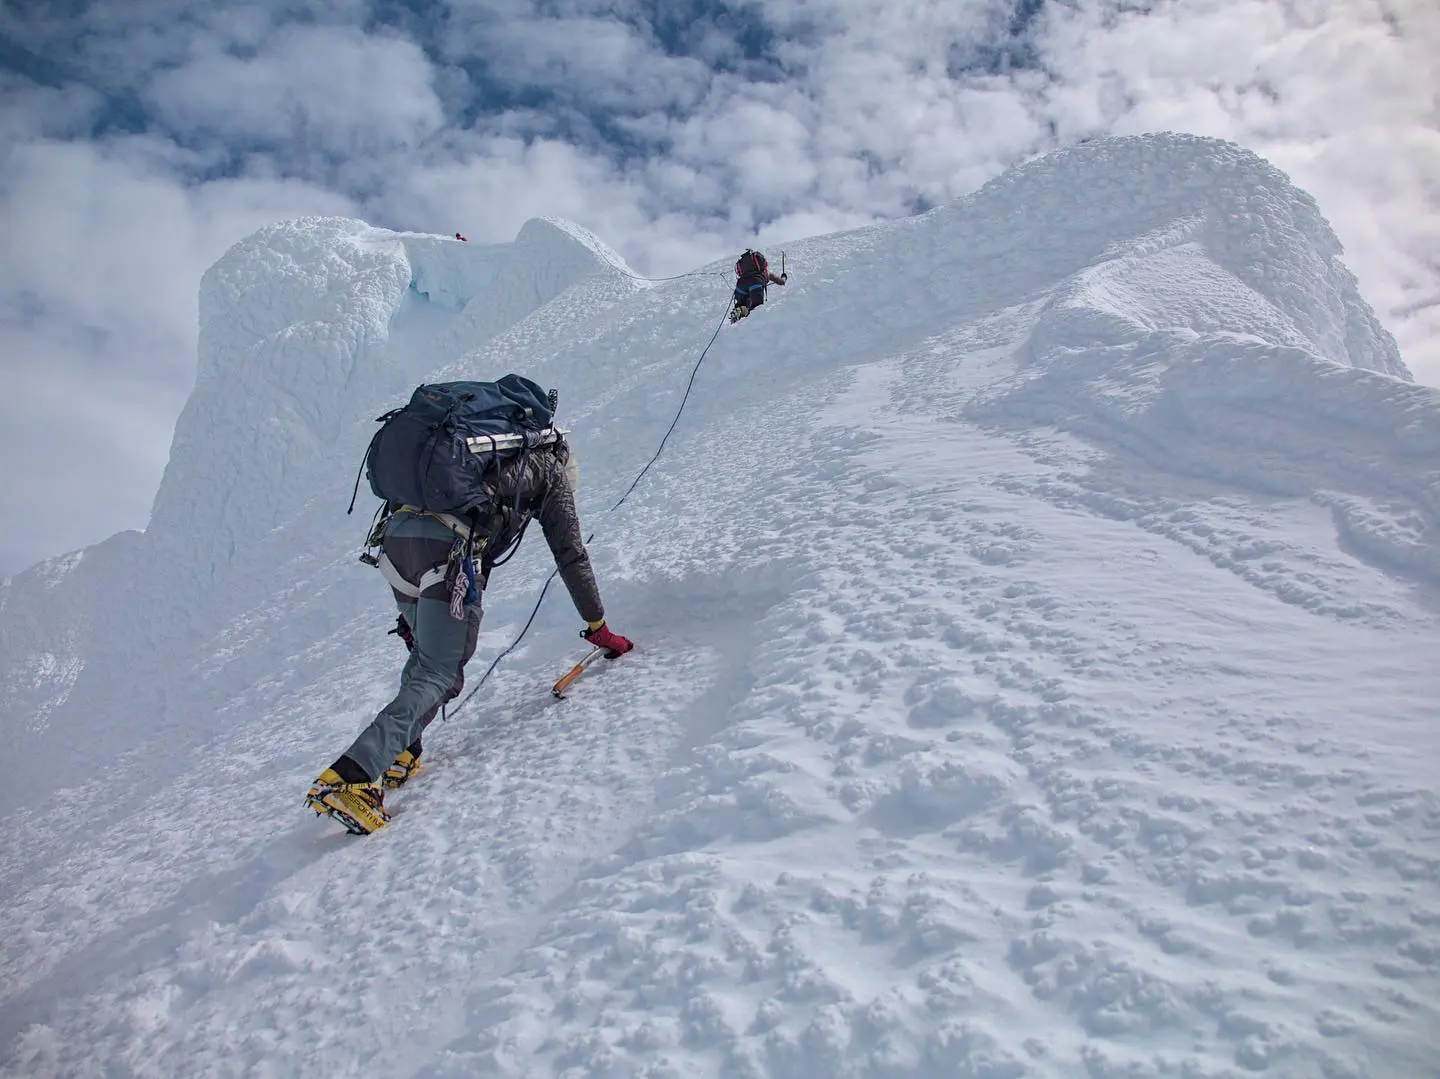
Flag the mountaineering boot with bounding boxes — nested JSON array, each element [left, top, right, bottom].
[[382, 749, 423, 790], [730, 305, 747, 323], [306, 768, 390, 835]]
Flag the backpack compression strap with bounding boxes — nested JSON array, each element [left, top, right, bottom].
[[735, 250, 766, 277]]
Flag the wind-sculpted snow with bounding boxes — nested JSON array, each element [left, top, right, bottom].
[[967, 214, 1440, 602], [0, 215, 637, 795], [150, 215, 632, 576], [1, 134, 1436, 1079]]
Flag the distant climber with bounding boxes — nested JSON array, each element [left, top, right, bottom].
[[730, 249, 786, 323], [306, 376, 634, 836]]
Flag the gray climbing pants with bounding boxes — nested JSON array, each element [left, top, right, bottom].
[[342, 513, 481, 780]]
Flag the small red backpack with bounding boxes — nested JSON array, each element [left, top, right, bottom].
[[735, 250, 767, 277]]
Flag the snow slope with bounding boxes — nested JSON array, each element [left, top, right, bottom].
[[0, 215, 640, 796], [1, 134, 1436, 1079]]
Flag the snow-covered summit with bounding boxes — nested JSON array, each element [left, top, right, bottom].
[[2, 134, 1437, 1079], [961, 134, 1405, 378]]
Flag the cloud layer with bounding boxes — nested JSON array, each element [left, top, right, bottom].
[[1, 0, 1436, 573]]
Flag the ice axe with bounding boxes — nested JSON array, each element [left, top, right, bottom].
[[552, 646, 607, 698]]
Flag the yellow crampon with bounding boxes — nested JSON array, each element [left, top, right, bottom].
[[382, 750, 423, 790], [306, 769, 391, 835]]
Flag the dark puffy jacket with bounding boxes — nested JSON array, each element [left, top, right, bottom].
[[734, 252, 786, 294], [472, 439, 603, 623]]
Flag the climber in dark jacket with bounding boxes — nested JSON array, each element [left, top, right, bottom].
[[730, 249, 787, 322], [307, 438, 632, 834]]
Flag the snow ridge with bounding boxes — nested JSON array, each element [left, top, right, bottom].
[[951, 135, 1405, 378]]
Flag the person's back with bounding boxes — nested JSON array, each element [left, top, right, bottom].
[[471, 440, 599, 613], [731, 249, 786, 321], [735, 249, 769, 288], [307, 423, 631, 835]]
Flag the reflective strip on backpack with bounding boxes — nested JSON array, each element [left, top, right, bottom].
[[462, 425, 566, 457]]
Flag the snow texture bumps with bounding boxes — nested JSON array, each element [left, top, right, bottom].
[[0, 133, 1436, 1079]]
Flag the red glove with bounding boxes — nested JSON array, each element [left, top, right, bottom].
[[583, 621, 633, 658]]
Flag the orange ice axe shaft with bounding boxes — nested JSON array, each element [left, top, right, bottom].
[[552, 646, 607, 699]]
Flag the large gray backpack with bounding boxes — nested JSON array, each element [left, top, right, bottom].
[[362, 374, 557, 514]]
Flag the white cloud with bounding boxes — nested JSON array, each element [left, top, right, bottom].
[[471, 16, 712, 113], [0, 135, 352, 574], [1033, 0, 1440, 380], [0, 322, 187, 572], [0, 0, 1437, 575], [0, 73, 104, 142], [145, 24, 445, 158], [389, 136, 643, 240]]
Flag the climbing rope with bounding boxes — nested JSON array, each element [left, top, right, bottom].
[[608, 298, 734, 512], [611, 264, 729, 284], [450, 293, 737, 713], [592, 250, 729, 284]]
